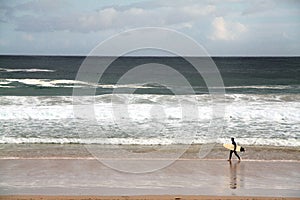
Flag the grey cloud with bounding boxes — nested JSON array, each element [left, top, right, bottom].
[[8, 1, 217, 33], [0, 3, 15, 22], [242, 0, 276, 15], [14, 0, 67, 13]]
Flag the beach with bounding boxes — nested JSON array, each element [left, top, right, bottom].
[[0, 144, 299, 199], [0, 56, 299, 199], [1, 0, 300, 198], [1, 143, 300, 161]]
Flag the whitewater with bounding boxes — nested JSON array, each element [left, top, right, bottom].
[[0, 94, 299, 147]]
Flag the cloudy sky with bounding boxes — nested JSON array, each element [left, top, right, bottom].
[[0, 0, 299, 56]]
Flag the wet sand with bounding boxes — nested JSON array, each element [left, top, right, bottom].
[[1, 195, 299, 200], [0, 144, 299, 198], [1, 143, 299, 160]]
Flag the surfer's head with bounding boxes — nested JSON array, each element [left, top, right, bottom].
[[231, 137, 234, 141]]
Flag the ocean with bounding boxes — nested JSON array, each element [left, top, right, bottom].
[[0, 56, 299, 147]]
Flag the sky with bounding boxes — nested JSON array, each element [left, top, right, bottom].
[[0, 0, 299, 56]]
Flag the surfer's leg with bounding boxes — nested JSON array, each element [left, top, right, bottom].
[[234, 151, 241, 160], [228, 150, 233, 161]]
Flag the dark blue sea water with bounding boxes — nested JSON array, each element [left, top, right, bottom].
[[0, 56, 299, 146], [0, 56, 299, 95]]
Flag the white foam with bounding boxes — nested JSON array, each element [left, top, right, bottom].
[[4, 78, 97, 88], [216, 138, 300, 147], [0, 95, 299, 121], [225, 85, 298, 90], [0, 105, 74, 120], [1, 78, 299, 94], [0, 95, 299, 147], [1, 137, 299, 147], [0, 79, 15, 88], [0, 68, 55, 72], [0, 80, 11, 84], [0, 78, 158, 89], [97, 84, 153, 89], [0, 137, 176, 145], [0, 85, 15, 88]]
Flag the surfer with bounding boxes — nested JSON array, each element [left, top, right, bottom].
[[228, 137, 241, 161]]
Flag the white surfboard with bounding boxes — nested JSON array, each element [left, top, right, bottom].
[[223, 143, 244, 152]]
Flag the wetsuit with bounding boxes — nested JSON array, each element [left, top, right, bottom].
[[229, 140, 241, 160]]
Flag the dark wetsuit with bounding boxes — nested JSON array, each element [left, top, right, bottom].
[[229, 140, 241, 160]]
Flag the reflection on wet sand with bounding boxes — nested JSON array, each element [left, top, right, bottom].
[[229, 160, 240, 189]]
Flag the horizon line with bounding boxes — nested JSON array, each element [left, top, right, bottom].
[[0, 54, 299, 57]]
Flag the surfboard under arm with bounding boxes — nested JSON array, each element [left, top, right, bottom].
[[223, 143, 242, 152]]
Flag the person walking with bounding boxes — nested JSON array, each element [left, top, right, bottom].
[[228, 137, 241, 161]]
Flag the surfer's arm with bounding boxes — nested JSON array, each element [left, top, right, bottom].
[[233, 143, 237, 151]]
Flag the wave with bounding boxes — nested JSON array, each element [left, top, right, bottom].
[[0, 79, 85, 88], [0, 137, 175, 145], [0, 94, 299, 147], [215, 138, 300, 147], [0, 68, 55, 73], [1, 137, 299, 147], [1, 98, 299, 123], [0, 78, 157, 89], [0, 78, 299, 91], [0, 94, 299, 106], [224, 85, 300, 90], [190, 85, 300, 90]]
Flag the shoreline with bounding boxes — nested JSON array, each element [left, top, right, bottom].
[[1, 143, 299, 161], [1, 195, 299, 200]]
